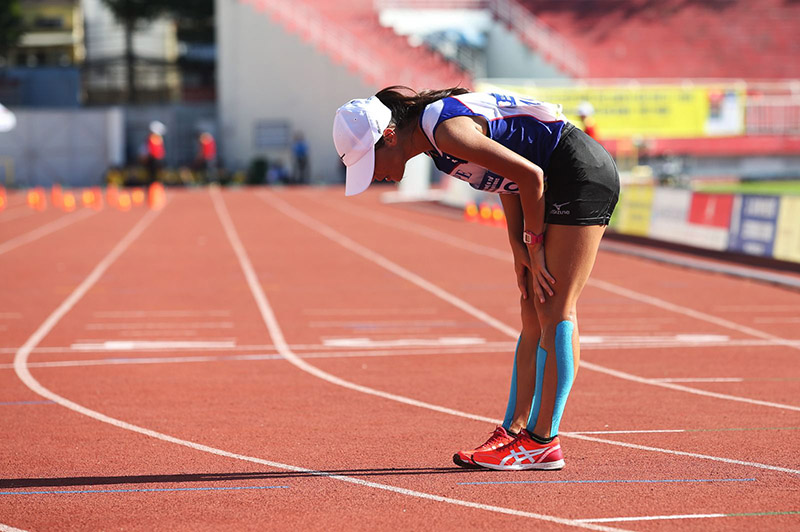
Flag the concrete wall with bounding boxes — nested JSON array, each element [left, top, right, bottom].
[[216, 0, 375, 183], [0, 107, 124, 187]]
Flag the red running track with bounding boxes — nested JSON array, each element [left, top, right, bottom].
[[1, 187, 799, 531]]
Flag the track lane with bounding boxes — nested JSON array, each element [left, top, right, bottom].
[[4, 188, 799, 531]]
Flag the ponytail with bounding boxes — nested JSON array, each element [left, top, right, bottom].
[[374, 86, 469, 146]]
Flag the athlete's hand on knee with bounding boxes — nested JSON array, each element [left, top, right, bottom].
[[512, 246, 532, 300], [529, 244, 555, 303]]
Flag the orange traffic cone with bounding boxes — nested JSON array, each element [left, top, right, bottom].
[[478, 203, 493, 225], [147, 182, 166, 210], [27, 188, 47, 211], [0, 186, 6, 211], [464, 202, 479, 223], [131, 188, 145, 206], [82, 188, 103, 210], [492, 205, 506, 228], [62, 191, 77, 212], [117, 191, 132, 211]]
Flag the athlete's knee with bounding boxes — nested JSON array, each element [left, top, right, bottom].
[[536, 304, 576, 334]]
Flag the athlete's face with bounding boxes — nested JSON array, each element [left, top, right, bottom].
[[372, 128, 406, 184]]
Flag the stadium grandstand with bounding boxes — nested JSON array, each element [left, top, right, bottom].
[[219, 0, 800, 184], [216, 0, 799, 264]]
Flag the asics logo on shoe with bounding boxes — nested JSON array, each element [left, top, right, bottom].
[[500, 445, 548, 466]]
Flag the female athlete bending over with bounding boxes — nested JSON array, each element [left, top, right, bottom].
[[333, 87, 619, 471]]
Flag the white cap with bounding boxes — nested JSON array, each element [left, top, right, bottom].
[[577, 101, 595, 117], [149, 120, 167, 135], [0, 103, 16, 132], [333, 96, 392, 196]]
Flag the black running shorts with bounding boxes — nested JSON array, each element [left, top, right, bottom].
[[543, 123, 620, 226]]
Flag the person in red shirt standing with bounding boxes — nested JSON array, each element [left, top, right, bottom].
[[145, 121, 167, 184], [576, 101, 598, 140], [196, 131, 217, 181]]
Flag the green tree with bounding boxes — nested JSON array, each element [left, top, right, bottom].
[[100, 0, 166, 103], [0, 0, 25, 57]]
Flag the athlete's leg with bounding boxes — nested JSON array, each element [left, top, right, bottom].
[[527, 223, 606, 439], [502, 296, 541, 434]]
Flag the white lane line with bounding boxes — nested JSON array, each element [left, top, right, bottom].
[[3, 336, 798, 357], [93, 310, 232, 318], [0, 345, 517, 370], [304, 307, 439, 316], [5, 189, 625, 532], [84, 322, 234, 330], [577, 513, 724, 523], [0, 209, 96, 256], [653, 378, 744, 383], [322, 337, 485, 348], [70, 341, 237, 351], [581, 362, 800, 412], [569, 430, 687, 435], [211, 189, 631, 530], [265, 193, 800, 413], [563, 432, 800, 474], [251, 192, 800, 475], [0, 522, 29, 532]]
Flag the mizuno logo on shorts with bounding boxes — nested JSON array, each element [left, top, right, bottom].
[[550, 202, 570, 215]]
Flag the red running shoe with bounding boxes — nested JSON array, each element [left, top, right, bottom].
[[471, 431, 565, 471], [453, 426, 516, 469]]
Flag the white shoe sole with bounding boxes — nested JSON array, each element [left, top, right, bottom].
[[472, 459, 565, 471]]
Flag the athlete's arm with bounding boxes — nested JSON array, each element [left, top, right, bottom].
[[434, 116, 546, 235], [500, 193, 531, 300], [435, 116, 555, 301]]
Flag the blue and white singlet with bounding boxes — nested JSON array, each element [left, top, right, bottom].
[[419, 92, 568, 194]]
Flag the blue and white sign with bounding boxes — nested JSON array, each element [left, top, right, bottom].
[[728, 195, 780, 257]]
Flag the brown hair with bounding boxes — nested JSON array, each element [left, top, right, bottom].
[[374, 85, 469, 149]]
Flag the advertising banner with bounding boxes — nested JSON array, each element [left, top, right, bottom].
[[648, 187, 691, 244], [615, 185, 654, 236], [728, 195, 780, 257], [773, 196, 800, 263], [479, 82, 745, 139], [682, 192, 735, 250]]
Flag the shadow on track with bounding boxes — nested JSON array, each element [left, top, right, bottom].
[[1, 467, 487, 489]]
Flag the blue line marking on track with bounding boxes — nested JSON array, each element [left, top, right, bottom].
[[0, 400, 55, 405], [458, 478, 757, 486], [0, 486, 291, 495]]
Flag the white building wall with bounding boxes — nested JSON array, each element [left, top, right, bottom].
[[82, 0, 177, 62], [217, 0, 375, 182]]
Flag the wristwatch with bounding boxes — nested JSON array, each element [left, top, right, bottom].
[[523, 230, 544, 245]]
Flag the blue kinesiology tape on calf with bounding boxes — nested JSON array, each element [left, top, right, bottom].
[[525, 340, 547, 432], [550, 320, 576, 435], [501, 335, 522, 430]]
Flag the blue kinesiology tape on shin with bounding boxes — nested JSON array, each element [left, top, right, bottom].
[[550, 320, 576, 435], [525, 340, 547, 432], [501, 336, 522, 430]]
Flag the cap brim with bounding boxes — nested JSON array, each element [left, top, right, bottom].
[[344, 148, 375, 196]]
